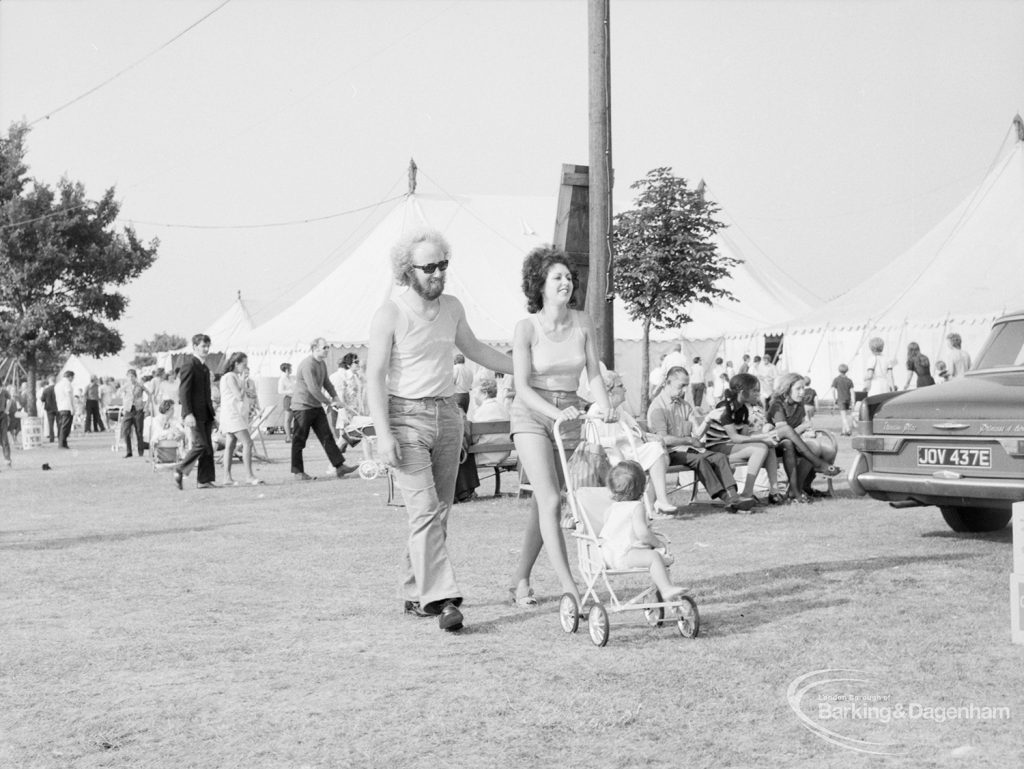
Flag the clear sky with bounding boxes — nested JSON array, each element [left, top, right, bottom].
[[2, 0, 1022, 352]]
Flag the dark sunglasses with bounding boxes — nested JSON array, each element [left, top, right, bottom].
[[412, 259, 449, 275]]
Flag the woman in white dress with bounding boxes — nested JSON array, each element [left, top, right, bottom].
[[220, 352, 263, 485]]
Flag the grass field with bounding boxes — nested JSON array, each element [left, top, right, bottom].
[[2, 419, 1022, 769]]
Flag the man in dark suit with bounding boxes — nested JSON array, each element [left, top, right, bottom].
[[40, 376, 58, 442], [174, 334, 217, 490]]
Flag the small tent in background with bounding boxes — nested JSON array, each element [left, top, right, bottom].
[[158, 291, 255, 374], [762, 115, 1024, 390], [59, 353, 134, 390]]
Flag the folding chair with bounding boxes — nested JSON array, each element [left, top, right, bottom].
[[248, 404, 277, 463], [150, 436, 184, 471]]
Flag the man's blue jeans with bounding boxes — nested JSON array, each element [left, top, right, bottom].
[[388, 395, 464, 613]]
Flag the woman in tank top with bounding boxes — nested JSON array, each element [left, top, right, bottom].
[[508, 245, 612, 609]]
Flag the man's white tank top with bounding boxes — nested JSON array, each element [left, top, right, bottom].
[[388, 293, 459, 398]]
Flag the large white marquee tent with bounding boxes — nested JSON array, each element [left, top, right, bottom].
[[760, 117, 1024, 391], [232, 182, 811, 410]]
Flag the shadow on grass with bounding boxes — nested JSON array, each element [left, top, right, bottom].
[[0, 522, 245, 551], [687, 552, 976, 637]]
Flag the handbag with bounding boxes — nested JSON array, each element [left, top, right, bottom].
[[565, 420, 611, 489]]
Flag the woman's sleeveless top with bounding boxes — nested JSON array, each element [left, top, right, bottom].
[[388, 294, 459, 398], [528, 312, 586, 392]]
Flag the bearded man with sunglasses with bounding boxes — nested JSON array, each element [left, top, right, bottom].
[[367, 228, 512, 632]]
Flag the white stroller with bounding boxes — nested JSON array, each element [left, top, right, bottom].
[[337, 411, 387, 481], [553, 416, 700, 647]]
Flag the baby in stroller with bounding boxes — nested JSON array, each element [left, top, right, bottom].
[[601, 460, 687, 601]]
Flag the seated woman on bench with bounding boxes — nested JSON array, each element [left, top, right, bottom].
[[586, 369, 683, 516], [767, 372, 841, 503]]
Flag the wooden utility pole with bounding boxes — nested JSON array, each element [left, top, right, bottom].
[[588, 0, 614, 366], [553, 164, 591, 306]]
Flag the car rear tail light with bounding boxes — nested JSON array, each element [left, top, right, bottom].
[[852, 436, 884, 451]]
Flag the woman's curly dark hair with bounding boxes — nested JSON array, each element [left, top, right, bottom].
[[521, 244, 579, 314]]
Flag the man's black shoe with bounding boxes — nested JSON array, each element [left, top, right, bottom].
[[403, 601, 430, 618], [438, 601, 464, 632], [173, 470, 183, 490]]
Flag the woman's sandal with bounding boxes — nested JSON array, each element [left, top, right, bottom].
[[509, 587, 538, 608]]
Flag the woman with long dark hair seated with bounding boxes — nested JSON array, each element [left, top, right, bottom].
[[767, 372, 841, 502], [702, 373, 783, 507]]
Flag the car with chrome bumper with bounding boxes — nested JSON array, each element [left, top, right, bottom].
[[848, 310, 1024, 532]]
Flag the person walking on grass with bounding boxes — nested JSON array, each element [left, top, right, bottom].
[[40, 376, 57, 443], [0, 384, 13, 469], [290, 338, 356, 481], [367, 227, 512, 633], [277, 362, 295, 442], [219, 352, 264, 486], [84, 376, 105, 432], [55, 371, 75, 449], [119, 369, 147, 458], [174, 334, 217, 490], [508, 245, 612, 610]]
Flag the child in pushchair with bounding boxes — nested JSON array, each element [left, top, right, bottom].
[[554, 417, 700, 646], [601, 460, 687, 601]]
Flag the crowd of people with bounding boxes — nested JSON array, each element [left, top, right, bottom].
[[1, 227, 979, 626]]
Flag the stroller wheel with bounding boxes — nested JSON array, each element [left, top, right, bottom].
[[643, 590, 665, 627], [588, 602, 610, 647], [558, 593, 580, 634], [675, 596, 700, 639], [357, 460, 379, 480]]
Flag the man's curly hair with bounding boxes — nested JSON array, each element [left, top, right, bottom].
[[390, 228, 451, 287], [521, 244, 578, 314]]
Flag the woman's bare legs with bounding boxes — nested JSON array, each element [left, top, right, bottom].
[[727, 443, 770, 497], [513, 432, 579, 604], [237, 431, 256, 480], [223, 433, 237, 482], [648, 454, 674, 508], [775, 424, 832, 472]]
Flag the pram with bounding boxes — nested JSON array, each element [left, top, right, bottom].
[[335, 409, 386, 481], [553, 416, 700, 647]]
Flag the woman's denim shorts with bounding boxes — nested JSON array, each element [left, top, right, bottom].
[[509, 389, 582, 444]]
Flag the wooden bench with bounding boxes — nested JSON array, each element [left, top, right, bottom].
[[466, 419, 518, 496]]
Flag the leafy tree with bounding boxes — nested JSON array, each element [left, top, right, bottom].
[[0, 122, 158, 415], [131, 332, 188, 369], [612, 167, 738, 413]]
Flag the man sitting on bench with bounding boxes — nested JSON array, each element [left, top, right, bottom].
[[471, 378, 511, 467], [647, 366, 753, 513]]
